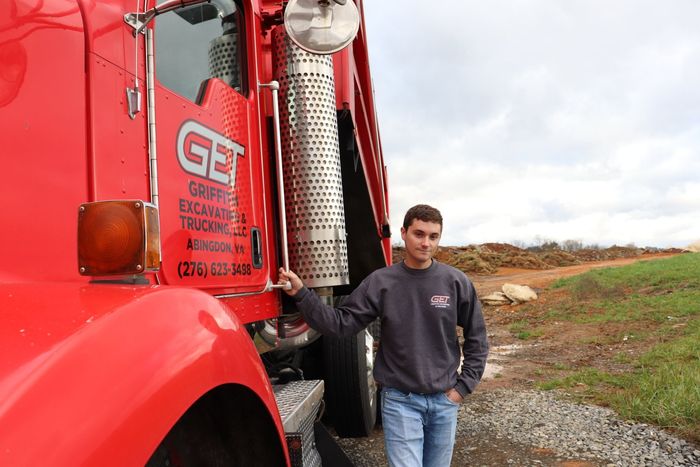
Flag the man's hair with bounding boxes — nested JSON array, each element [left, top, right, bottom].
[[402, 204, 443, 230]]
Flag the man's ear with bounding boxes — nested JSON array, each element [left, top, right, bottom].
[[400, 226, 406, 242]]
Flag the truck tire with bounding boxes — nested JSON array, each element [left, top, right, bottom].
[[323, 327, 377, 437]]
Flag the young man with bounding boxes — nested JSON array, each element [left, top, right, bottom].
[[278, 204, 488, 467]]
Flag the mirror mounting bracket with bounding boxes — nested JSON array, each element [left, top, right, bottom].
[[124, 0, 212, 36], [124, 12, 152, 36]]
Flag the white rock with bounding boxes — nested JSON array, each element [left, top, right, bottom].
[[502, 283, 538, 303], [481, 292, 512, 306]]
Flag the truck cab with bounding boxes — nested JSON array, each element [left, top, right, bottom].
[[0, 0, 389, 464]]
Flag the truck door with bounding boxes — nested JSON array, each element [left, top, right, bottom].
[[151, 0, 268, 293]]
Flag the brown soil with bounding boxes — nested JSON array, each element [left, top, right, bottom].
[[471, 253, 683, 393], [393, 243, 686, 277], [454, 252, 698, 465], [471, 253, 680, 296]]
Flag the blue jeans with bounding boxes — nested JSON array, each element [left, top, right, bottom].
[[381, 387, 460, 467]]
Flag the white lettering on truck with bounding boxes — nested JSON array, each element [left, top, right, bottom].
[[176, 120, 245, 187]]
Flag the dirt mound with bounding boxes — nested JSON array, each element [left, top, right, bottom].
[[480, 243, 552, 270], [436, 246, 500, 274], [574, 246, 653, 261], [480, 243, 524, 254], [539, 250, 581, 267], [392, 244, 685, 276], [394, 243, 560, 274], [684, 241, 700, 253]]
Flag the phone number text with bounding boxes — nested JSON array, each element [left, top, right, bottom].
[[177, 261, 252, 279]]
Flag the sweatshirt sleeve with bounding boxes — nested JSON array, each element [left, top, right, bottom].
[[293, 278, 380, 338], [454, 277, 489, 397]]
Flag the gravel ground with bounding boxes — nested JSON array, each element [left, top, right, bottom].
[[335, 389, 700, 466]]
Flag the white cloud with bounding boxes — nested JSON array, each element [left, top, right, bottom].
[[364, 1, 700, 248]]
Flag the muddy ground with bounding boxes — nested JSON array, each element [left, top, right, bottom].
[[472, 253, 681, 391]]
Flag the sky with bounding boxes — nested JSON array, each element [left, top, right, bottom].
[[362, 1, 700, 248]]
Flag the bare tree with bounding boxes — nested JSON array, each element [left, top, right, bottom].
[[510, 240, 527, 249], [562, 239, 583, 252]]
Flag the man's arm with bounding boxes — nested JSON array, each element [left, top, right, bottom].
[[278, 268, 379, 337], [453, 277, 489, 398]]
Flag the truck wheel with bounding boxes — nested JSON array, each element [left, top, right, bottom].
[[323, 327, 377, 437]]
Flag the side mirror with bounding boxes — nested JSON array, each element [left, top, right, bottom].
[[284, 0, 360, 54]]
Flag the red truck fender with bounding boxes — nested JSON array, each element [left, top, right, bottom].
[[0, 283, 287, 466]]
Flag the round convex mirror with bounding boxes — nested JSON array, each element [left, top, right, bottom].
[[284, 0, 360, 54]]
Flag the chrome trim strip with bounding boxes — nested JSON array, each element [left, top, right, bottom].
[[146, 28, 159, 207]]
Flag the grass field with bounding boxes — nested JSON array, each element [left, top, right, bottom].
[[533, 254, 700, 441]]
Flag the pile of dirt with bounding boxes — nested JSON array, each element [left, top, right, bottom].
[[538, 249, 580, 267], [434, 246, 500, 274], [574, 246, 640, 261], [392, 243, 686, 276]]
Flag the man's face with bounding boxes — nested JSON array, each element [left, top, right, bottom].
[[400, 219, 442, 268]]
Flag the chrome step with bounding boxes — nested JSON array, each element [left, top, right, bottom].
[[273, 380, 324, 467]]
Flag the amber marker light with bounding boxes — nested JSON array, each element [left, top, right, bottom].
[[78, 200, 161, 276]]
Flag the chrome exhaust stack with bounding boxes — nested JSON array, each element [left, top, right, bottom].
[[272, 26, 349, 290], [260, 27, 350, 350]]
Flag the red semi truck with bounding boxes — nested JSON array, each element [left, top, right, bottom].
[[0, 0, 390, 464]]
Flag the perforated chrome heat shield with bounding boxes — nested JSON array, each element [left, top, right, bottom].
[[208, 34, 241, 91], [272, 26, 349, 288]]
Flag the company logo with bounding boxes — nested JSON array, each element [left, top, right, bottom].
[[177, 120, 245, 187], [430, 295, 450, 308]]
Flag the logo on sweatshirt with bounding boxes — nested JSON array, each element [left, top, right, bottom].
[[430, 295, 450, 309]]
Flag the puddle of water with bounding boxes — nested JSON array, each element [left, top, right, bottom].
[[463, 344, 537, 380], [481, 344, 537, 379], [482, 361, 504, 380], [491, 344, 523, 355]]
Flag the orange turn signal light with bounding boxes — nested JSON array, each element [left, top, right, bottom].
[[78, 200, 161, 276]]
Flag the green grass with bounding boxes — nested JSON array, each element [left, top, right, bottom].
[[539, 368, 628, 391], [508, 319, 544, 340], [549, 254, 700, 325], [552, 253, 700, 292], [613, 352, 633, 364], [542, 253, 700, 441]]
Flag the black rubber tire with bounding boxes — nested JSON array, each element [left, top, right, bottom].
[[323, 328, 377, 438]]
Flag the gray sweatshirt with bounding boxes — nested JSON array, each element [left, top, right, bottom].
[[293, 260, 489, 397]]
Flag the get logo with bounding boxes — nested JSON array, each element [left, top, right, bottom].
[[430, 295, 450, 308], [176, 120, 245, 186]]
